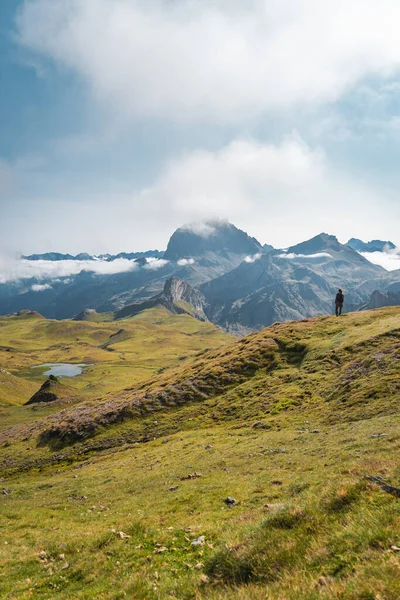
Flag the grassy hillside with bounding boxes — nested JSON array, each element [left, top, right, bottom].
[[0, 369, 37, 406], [0, 308, 231, 408], [0, 307, 399, 599]]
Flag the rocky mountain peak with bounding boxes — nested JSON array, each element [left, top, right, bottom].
[[287, 233, 342, 255], [163, 277, 206, 311], [164, 220, 262, 261], [347, 238, 396, 253]]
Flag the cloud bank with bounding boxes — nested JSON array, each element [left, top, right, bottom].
[[244, 253, 262, 264], [359, 249, 400, 271], [16, 0, 400, 124], [278, 252, 333, 260], [31, 283, 53, 292], [0, 256, 170, 284]]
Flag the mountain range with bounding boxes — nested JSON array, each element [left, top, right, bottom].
[[0, 221, 399, 332]]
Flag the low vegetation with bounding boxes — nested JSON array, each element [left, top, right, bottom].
[[0, 307, 399, 599]]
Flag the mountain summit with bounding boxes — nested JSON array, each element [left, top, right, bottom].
[[287, 233, 343, 255], [347, 238, 396, 253], [164, 221, 262, 260]]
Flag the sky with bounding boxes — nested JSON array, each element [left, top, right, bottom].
[[1, 0, 400, 256]]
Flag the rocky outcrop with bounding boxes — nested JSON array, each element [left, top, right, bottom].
[[73, 308, 98, 321], [163, 277, 207, 316], [115, 277, 208, 321], [25, 378, 76, 406], [367, 290, 400, 309]]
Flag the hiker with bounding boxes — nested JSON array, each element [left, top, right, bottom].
[[335, 288, 344, 317]]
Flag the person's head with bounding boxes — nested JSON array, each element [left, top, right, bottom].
[[338, 288, 343, 293]]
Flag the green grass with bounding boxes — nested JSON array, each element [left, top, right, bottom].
[[0, 307, 231, 408], [0, 307, 399, 599]]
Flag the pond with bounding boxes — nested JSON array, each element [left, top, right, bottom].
[[32, 363, 89, 378]]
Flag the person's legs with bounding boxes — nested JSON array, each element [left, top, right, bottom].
[[339, 304, 343, 316], [335, 304, 339, 317]]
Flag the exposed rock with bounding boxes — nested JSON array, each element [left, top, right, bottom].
[[73, 308, 98, 321], [224, 497, 237, 506], [25, 378, 71, 406], [366, 476, 400, 498], [180, 473, 203, 481], [191, 536, 205, 547], [115, 277, 208, 321], [252, 421, 271, 429]]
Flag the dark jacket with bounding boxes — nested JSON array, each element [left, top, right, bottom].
[[335, 292, 344, 305]]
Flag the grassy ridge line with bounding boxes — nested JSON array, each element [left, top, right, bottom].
[[34, 308, 400, 447], [0, 307, 398, 476]]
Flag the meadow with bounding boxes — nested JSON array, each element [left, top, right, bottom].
[[0, 307, 399, 599]]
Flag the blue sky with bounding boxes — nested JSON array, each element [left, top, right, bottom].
[[1, 0, 400, 255]]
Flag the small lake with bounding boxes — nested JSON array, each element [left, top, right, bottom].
[[32, 363, 88, 378]]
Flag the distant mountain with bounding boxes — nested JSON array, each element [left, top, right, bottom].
[[367, 289, 400, 309], [1, 222, 264, 320], [2, 224, 398, 332], [23, 252, 85, 262], [23, 250, 163, 262], [201, 234, 389, 334], [164, 221, 262, 260], [347, 238, 396, 253], [287, 233, 343, 255]]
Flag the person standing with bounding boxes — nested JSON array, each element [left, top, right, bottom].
[[335, 288, 344, 317]]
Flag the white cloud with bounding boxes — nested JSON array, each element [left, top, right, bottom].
[[0, 256, 140, 284], [16, 0, 400, 124], [244, 253, 262, 264], [360, 249, 400, 271], [143, 258, 169, 271], [177, 258, 195, 266], [278, 252, 333, 260], [133, 136, 393, 247], [31, 283, 53, 292], [180, 222, 221, 238]]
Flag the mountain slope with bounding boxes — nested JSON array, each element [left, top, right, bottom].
[[2, 306, 398, 453], [0, 369, 37, 406], [0, 308, 399, 600], [201, 234, 389, 333]]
